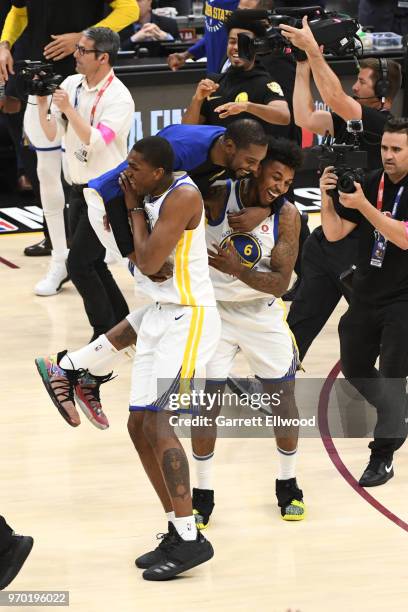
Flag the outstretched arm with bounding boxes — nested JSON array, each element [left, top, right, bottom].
[[43, 0, 139, 61], [281, 16, 362, 122], [0, 5, 28, 80], [293, 60, 334, 135]]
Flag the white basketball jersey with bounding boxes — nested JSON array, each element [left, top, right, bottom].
[[132, 174, 216, 307], [206, 180, 281, 301]]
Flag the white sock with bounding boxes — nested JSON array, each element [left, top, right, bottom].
[[173, 516, 197, 541], [60, 335, 133, 376], [166, 511, 175, 524], [277, 447, 297, 480], [192, 452, 214, 490]]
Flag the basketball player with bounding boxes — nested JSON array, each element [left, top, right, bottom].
[[191, 137, 305, 526], [36, 136, 221, 581]]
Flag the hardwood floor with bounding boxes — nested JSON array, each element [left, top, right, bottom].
[[0, 231, 407, 612]]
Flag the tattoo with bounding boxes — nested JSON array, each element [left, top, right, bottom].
[[237, 203, 300, 296], [162, 448, 190, 500], [107, 321, 137, 350]]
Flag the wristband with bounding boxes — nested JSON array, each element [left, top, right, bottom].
[[129, 207, 145, 214]]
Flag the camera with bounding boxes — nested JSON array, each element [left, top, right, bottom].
[[15, 60, 64, 96], [237, 6, 361, 62], [303, 120, 368, 194]]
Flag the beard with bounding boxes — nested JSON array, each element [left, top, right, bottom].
[[228, 63, 246, 74]]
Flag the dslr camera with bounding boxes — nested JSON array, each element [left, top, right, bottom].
[[303, 120, 367, 193], [15, 60, 64, 96], [237, 5, 361, 62]]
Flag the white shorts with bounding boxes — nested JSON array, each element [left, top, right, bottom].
[[206, 298, 298, 381], [127, 303, 221, 412]]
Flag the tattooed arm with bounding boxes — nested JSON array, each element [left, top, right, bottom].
[[209, 202, 300, 297]]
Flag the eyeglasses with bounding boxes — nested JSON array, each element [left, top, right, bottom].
[[75, 44, 104, 56]]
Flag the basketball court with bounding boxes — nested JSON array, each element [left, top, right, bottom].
[[1, 222, 407, 612]]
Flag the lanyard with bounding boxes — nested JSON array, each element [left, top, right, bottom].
[[376, 172, 404, 217], [73, 73, 115, 126]]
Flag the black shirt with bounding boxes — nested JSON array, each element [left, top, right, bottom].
[[332, 107, 391, 170], [189, 159, 227, 198], [260, 53, 302, 144], [12, 0, 109, 77], [200, 62, 286, 136], [337, 169, 408, 306]]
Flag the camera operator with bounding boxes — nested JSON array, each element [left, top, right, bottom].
[[37, 27, 134, 341], [278, 16, 402, 361], [320, 117, 408, 487], [0, 0, 138, 294], [182, 11, 290, 134]]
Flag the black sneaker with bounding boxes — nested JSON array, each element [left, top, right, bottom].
[[359, 457, 394, 487], [135, 523, 178, 569], [0, 535, 34, 590], [275, 478, 305, 521], [24, 237, 52, 257], [142, 529, 214, 581], [192, 488, 214, 529]]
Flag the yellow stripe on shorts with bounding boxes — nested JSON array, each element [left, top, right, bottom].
[[180, 306, 205, 381], [175, 230, 196, 306]]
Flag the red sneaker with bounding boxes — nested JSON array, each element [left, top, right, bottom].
[[74, 372, 113, 430], [35, 352, 81, 427]]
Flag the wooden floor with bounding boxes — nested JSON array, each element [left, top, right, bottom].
[[1, 229, 407, 612]]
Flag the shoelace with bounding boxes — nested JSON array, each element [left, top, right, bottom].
[[53, 360, 86, 406], [78, 371, 116, 404], [156, 531, 178, 552], [51, 376, 76, 407]]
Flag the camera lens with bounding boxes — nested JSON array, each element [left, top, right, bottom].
[[338, 171, 357, 193]]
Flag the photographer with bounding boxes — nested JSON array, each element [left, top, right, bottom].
[[279, 16, 402, 360], [37, 27, 134, 341], [182, 11, 290, 133], [281, 17, 402, 169], [320, 117, 408, 487], [0, 0, 138, 294]]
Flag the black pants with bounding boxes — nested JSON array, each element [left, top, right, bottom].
[[287, 227, 358, 361], [294, 212, 311, 279], [67, 187, 129, 339], [0, 516, 13, 554], [339, 298, 408, 460]]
